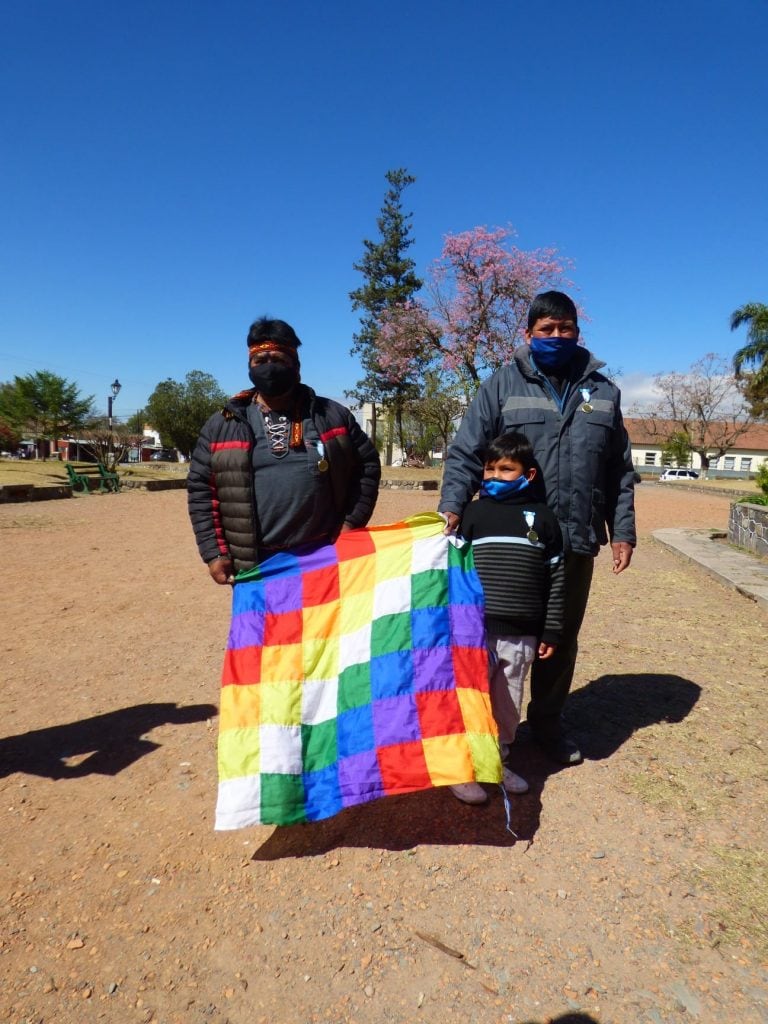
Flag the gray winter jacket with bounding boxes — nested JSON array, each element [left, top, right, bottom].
[[439, 345, 636, 557]]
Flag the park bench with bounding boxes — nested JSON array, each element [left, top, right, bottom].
[[65, 462, 120, 494], [98, 462, 120, 492]]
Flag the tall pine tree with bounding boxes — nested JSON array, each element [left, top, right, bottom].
[[348, 169, 422, 452]]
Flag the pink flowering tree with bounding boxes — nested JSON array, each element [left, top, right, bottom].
[[377, 225, 573, 399]]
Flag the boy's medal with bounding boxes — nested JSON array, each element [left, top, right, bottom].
[[580, 387, 593, 413], [524, 510, 538, 544], [316, 441, 329, 472]]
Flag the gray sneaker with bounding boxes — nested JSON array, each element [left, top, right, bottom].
[[449, 782, 489, 805], [502, 768, 529, 794]]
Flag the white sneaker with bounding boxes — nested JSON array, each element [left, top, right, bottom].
[[450, 782, 489, 805], [502, 768, 529, 794]]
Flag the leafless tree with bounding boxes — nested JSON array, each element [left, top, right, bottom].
[[631, 353, 753, 476]]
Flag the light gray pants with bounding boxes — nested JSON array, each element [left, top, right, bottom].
[[487, 634, 537, 748]]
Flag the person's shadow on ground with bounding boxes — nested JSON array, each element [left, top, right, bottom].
[[0, 702, 217, 780], [562, 671, 701, 761], [254, 672, 700, 861]]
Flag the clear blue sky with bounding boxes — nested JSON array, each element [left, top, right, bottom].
[[2, 0, 766, 420]]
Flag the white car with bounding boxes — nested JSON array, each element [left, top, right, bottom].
[[659, 468, 699, 481]]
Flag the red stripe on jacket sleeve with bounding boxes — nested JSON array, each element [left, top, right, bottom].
[[319, 426, 349, 443], [209, 480, 229, 556]]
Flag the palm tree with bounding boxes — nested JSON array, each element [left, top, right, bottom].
[[730, 302, 768, 376]]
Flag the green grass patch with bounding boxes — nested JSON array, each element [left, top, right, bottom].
[[695, 846, 768, 956], [0, 460, 189, 486]]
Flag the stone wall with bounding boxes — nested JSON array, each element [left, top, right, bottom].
[[729, 502, 768, 558], [0, 484, 72, 503]]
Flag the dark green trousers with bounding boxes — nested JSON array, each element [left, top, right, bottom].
[[526, 552, 595, 738]]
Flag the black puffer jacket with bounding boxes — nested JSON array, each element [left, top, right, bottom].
[[188, 386, 380, 572]]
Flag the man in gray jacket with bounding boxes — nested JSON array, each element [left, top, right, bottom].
[[439, 291, 636, 766]]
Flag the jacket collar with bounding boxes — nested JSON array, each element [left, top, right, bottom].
[[223, 383, 316, 421]]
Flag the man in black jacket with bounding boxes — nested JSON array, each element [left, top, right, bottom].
[[439, 292, 636, 765], [188, 318, 381, 583]]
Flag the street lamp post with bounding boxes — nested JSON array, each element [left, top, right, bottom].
[[107, 378, 121, 467]]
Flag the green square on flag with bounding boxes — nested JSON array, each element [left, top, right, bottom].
[[338, 661, 372, 711], [302, 720, 337, 772], [411, 569, 448, 609], [260, 773, 306, 825], [371, 611, 411, 656]]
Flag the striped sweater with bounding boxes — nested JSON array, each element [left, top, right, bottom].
[[459, 489, 565, 645]]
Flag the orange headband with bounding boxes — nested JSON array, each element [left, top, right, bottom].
[[248, 341, 299, 362]]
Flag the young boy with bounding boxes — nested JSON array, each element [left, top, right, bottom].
[[449, 432, 566, 805]]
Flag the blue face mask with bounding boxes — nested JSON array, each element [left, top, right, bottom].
[[529, 336, 579, 371], [480, 476, 530, 500]]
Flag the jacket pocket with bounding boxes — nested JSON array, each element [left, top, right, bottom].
[[500, 397, 547, 435], [585, 411, 614, 453]]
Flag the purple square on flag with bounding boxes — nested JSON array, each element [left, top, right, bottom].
[[264, 574, 304, 613], [297, 543, 339, 573], [227, 610, 265, 651], [373, 695, 421, 748], [412, 646, 456, 691], [449, 603, 486, 648], [338, 749, 383, 806]]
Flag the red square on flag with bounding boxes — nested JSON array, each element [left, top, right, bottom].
[[263, 609, 303, 646], [221, 644, 262, 687], [335, 529, 377, 562], [452, 646, 490, 691], [302, 565, 340, 607], [377, 740, 432, 794], [415, 689, 465, 738]]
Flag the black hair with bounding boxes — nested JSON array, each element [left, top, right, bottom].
[[246, 317, 302, 349], [527, 291, 578, 331], [481, 432, 535, 472]]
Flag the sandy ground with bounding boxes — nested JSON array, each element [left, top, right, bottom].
[[1, 483, 766, 1024]]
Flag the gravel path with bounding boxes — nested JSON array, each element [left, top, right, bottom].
[[1, 484, 766, 1024]]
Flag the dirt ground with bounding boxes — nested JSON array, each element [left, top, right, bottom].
[[1, 483, 766, 1024]]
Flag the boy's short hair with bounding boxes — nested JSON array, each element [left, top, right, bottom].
[[527, 291, 578, 330], [481, 432, 535, 472]]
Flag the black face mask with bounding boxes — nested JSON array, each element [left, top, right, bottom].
[[248, 362, 298, 396]]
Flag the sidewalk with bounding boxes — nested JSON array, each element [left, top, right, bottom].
[[653, 527, 768, 611]]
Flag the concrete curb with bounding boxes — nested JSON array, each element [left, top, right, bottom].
[[653, 527, 768, 611]]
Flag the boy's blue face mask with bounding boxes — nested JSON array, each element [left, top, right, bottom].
[[480, 476, 530, 500], [529, 336, 579, 371]]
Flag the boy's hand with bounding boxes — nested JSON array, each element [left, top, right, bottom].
[[441, 512, 460, 536], [537, 642, 556, 660]]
